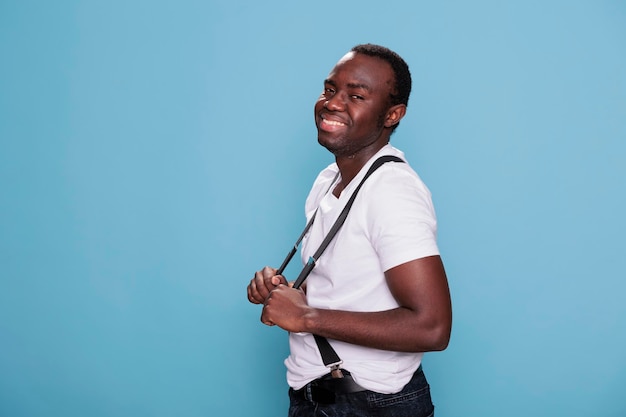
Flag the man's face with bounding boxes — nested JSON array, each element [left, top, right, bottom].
[[315, 52, 396, 158]]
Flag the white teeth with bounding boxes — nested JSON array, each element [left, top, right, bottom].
[[324, 119, 345, 126]]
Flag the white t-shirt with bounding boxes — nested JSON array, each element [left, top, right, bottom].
[[285, 145, 440, 394]]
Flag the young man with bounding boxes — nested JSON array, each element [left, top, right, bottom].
[[247, 44, 452, 417]]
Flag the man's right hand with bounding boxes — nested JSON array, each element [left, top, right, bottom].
[[247, 266, 288, 304]]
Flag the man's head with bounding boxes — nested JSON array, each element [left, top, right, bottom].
[[350, 44, 412, 113], [315, 44, 412, 159]]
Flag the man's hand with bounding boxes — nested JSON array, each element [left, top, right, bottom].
[[247, 266, 288, 304], [261, 285, 311, 331]]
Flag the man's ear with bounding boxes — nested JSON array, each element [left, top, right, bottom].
[[384, 104, 407, 128]]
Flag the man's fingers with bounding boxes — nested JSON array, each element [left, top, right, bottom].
[[260, 303, 276, 326], [247, 267, 286, 305], [271, 275, 288, 286], [248, 272, 269, 304], [262, 266, 278, 279], [247, 280, 262, 304]]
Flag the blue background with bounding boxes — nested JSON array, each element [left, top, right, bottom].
[[1, 1, 625, 416]]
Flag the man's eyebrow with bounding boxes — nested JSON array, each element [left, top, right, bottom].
[[347, 82, 370, 91], [324, 79, 370, 91]]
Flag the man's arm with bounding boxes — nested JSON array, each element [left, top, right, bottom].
[[261, 254, 452, 352]]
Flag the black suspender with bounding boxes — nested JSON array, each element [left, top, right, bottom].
[[277, 155, 404, 373]]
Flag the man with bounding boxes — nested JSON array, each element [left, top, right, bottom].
[[247, 44, 452, 417]]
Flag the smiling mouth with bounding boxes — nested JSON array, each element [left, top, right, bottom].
[[319, 116, 347, 131]]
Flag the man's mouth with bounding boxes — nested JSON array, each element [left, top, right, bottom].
[[319, 115, 347, 131]]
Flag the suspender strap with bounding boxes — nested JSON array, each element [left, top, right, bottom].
[[313, 334, 342, 368], [276, 172, 339, 276], [289, 155, 404, 370], [292, 155, 403, 290]]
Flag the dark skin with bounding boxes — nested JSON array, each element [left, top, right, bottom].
[[247, 52, 452, 352]]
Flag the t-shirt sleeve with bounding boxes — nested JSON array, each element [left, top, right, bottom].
[[365, 164, 439, 272]]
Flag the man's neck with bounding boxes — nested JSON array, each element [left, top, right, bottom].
[[333, 142, 389, 197]]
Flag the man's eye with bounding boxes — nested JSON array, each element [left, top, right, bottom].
[[351, 95, 364, 100], [324, 88, 335, 95]]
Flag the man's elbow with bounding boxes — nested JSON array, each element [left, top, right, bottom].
[[430, 330, 451, 351], [421, 320, 452, 352]]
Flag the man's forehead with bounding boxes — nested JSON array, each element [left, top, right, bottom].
[[326, 52, 394, 89], [335, 51, 357, 65], [329, 51, 390, 75]]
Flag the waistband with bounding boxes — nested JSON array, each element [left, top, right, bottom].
[[291, 371, 366, 404]]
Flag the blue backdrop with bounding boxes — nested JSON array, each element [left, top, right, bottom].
[[1, 1, 625, 416]]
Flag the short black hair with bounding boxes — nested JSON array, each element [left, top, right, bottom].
[[351, 44, 412, 132]]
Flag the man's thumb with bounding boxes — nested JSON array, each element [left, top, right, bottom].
[[271, 275, 287, 286]]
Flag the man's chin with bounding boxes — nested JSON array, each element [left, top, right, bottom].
[[318, 137, 342, 156], [319, 143, 355, 159]]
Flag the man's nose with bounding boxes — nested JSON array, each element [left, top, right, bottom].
[[325, 92, 346, 111]]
